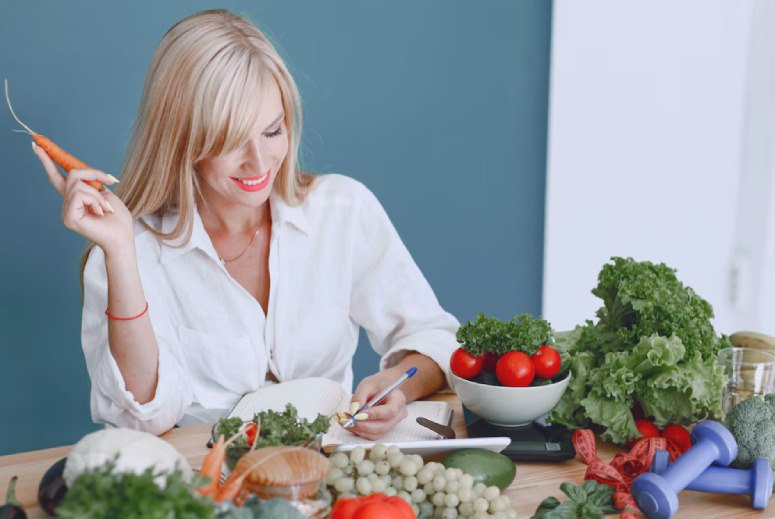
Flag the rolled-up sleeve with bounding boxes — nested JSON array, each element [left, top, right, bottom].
[[349, 185, 460, 389], [81, 245, 193, 435]]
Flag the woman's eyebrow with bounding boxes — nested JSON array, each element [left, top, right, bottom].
[[263, 112, 285, 131]]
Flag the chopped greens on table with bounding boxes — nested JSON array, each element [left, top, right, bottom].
[[548, 257, 730, 444], [216, 403, 330, 451]]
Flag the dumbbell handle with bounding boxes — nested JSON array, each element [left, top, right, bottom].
[[662, 434, 728, 491], [651, 450, 773, 509]]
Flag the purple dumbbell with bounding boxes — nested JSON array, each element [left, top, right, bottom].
[[650, 450, 773, 510], [631, 421, 738, 519]]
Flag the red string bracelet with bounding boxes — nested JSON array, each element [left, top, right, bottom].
[[105, 302, 149, 321]]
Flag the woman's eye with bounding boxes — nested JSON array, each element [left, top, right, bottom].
[[263, 126, 284, 138]]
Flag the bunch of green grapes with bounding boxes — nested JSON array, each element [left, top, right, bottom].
[[326, 445, 517, 519]]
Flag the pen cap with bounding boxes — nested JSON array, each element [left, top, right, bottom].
[[407, 367, 417, 377]]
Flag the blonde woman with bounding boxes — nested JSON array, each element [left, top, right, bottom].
[[33, 9, 458, 438]]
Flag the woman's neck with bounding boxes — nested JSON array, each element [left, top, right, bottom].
[[198, 195, 271, 236]]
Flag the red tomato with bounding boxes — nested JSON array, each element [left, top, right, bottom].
[[630, 418, 661, 447], [450, 348, 483, 379], [482, 352, 502, 372], [495, 351, 535, 387], [662, 424, 691, 454], [531, 345, 561, 379], [243, 422, 258, 445]]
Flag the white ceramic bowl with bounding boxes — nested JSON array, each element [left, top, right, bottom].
[[449, 370, 571, 427]]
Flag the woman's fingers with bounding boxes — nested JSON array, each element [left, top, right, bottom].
[[62, 190, 106, 228], [67, 182, 114, 215], [66, 167, 119, 192], [347, 391, 408, 439], [33, 142, 66, 195]]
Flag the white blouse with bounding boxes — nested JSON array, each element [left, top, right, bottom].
[[81, 174, 460, 435]]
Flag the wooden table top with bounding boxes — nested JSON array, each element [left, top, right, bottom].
[[0, 394, 770, 518]]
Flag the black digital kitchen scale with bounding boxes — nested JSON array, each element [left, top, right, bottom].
[[467, 419, 576, 462]]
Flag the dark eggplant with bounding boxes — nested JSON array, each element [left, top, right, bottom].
[[37, 458, 67, 516], [0, 476, 26, 519]]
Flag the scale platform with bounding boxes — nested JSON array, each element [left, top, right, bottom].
[[466, 419, 576, 462]]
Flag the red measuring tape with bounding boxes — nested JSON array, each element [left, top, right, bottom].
[[572, 429, 683, 519]]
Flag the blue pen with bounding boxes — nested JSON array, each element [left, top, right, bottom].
[[342, 367, 417, 429]]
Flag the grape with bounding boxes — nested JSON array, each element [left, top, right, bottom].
[[398, 490, 412, 504], [357, 459, 375, 476], [445, 480, 460, 494], [386, 444, 402, 456], [459, 473, 475, 489], [432, 492, 447, 507], [399, 459, 419, 476], [459, 501, 474, 516], [334, 477, 355, 493], [356, 476, 372, 495], [433, 476, 447, 492], [411, 488, 427, 504], [366, 472, 379, 482], [330, 452, 350, 469], [350, 447, 366, 464], [342, 464, 355, 476], [392, 475, 404, 489], [504, 509, 517, 519], [417, 468, 434, 485], [412, 504, 420, 517], [484, 485, 500, 502], [472, 513, 489, 519], [385, 487, 398, 496], [326, 467, 344, 485], [474, 497, 489, 513], [374, 460, 391, 476], [379, 474, 392, 487], [372, 478, 388, 493], [445, 467, 462, 481], [419, 502, 434, 517], [442, 507, 459, 519], [369, 443, 387, 461], [423, 482, 436, 495], [403, 475, 418, 492], [458, 487, 474, 503], [388, 451, 404, 468], [473, 482, 487, 496], [444, 493, 460, 508], [491, 495, 509, 513]]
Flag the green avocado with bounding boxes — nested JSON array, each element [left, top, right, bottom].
[[442, 449, 516, 489]]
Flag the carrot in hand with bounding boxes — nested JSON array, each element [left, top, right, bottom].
[[4, 78, 103, 191]]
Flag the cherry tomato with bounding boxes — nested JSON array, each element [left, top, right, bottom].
[[662, 423, 691, 454], [495, 351, 535, 387], [243, 422, 258, 445], [531, 345, 561, 379], [450, 348, 483, 379], [482, 352, 502, 372]]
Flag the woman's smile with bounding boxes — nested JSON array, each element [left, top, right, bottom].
[[230, 169, 271, 192]]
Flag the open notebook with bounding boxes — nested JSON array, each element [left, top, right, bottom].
[[228, 377, 453, 449]]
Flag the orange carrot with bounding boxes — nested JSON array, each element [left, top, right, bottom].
[[197, 430, 246, 497], [4, 79, 103, 191]]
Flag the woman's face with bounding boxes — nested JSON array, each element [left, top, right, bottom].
[[196, 80, 288, 209]]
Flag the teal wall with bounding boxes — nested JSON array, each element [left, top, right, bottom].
[[0, 1, 552, 454]]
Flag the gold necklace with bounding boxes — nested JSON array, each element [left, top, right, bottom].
[[218, 227, 261, 264]]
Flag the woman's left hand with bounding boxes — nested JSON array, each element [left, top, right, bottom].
[[346, 371, 409, 440]]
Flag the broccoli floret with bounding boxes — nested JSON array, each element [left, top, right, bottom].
[[726, 396, 775, 489]]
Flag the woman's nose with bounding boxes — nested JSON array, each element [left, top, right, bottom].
[[243, 139, 268, 174]]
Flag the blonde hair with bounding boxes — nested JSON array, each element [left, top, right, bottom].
[[79, 9, 313, 289]]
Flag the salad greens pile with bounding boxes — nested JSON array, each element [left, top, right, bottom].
[[456, 313, 554, 356], [549, 257, 730, 444], [217, 403, 330, 451]]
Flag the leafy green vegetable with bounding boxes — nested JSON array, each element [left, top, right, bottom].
[[216, 497, 304, 519], [456, 313, 554, 356], [725, 394, 775, 490], [57, 459, 214, 519], [549, 257, 729, 444], [531, 480, 618, 519], [217, 404, 330, 458]]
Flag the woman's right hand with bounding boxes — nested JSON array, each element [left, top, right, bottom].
[[33, 143, 135, 255]]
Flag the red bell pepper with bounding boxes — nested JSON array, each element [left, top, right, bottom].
[[331, 493, 416, 519]]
